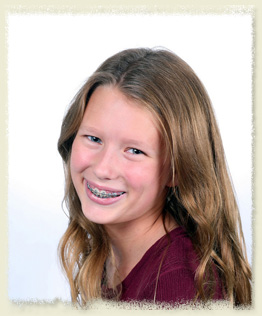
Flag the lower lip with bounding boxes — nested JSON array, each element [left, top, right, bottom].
[[84, 180, 126, 206]]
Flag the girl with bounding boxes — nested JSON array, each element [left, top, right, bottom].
[[57, 48, 252, 307]]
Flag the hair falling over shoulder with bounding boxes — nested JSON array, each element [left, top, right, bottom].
[[57, 47, 252, 307]]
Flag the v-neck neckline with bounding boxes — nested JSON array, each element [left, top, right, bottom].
[[121, 226, 183, 286]]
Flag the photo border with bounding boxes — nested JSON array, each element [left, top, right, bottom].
[[0, 0, 260, 315]]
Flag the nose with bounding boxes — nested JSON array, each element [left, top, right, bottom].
[[92, 146, 119, 181]]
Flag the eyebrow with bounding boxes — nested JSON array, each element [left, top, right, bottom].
[[122, 138, 149, 148], [78, 125, 100, 134]]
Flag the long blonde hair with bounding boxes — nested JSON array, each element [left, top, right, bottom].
[[58, 48, 251, 306]]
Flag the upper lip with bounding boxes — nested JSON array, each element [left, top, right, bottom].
[[85, 179, 125, 193]]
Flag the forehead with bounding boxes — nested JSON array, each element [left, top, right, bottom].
[[81, 85, 161, 140]]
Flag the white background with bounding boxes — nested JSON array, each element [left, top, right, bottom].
[[8, 13, 253, 301]]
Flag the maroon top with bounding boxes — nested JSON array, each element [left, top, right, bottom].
[[103, 227, 224, 304]]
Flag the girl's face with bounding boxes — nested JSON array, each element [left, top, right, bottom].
[[70, 85, 171, 229]]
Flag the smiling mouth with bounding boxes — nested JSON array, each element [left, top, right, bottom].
[[87, 183, 125, 199]]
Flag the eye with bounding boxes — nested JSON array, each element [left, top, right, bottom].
[[126, 148, 145, 155], [87, 135, 102, 144]]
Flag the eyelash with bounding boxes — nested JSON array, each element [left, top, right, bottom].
[[86, 135, 145, 155], [126, 148, 144, 155], [86, 135, 102, 144]]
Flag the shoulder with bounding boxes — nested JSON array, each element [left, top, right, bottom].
[[160, 227, 199, 274], [152, 227, 199, 303]]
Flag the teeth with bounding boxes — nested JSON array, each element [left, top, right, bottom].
[[93, 188, 99, 195], [87, 183, 124, 198]]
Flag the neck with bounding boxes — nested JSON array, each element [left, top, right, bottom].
[[104, 212, 177, 285]]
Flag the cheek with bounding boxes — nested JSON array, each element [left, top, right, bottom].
[[70, 140, 92, 174], [124, 161, 162, 191]]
